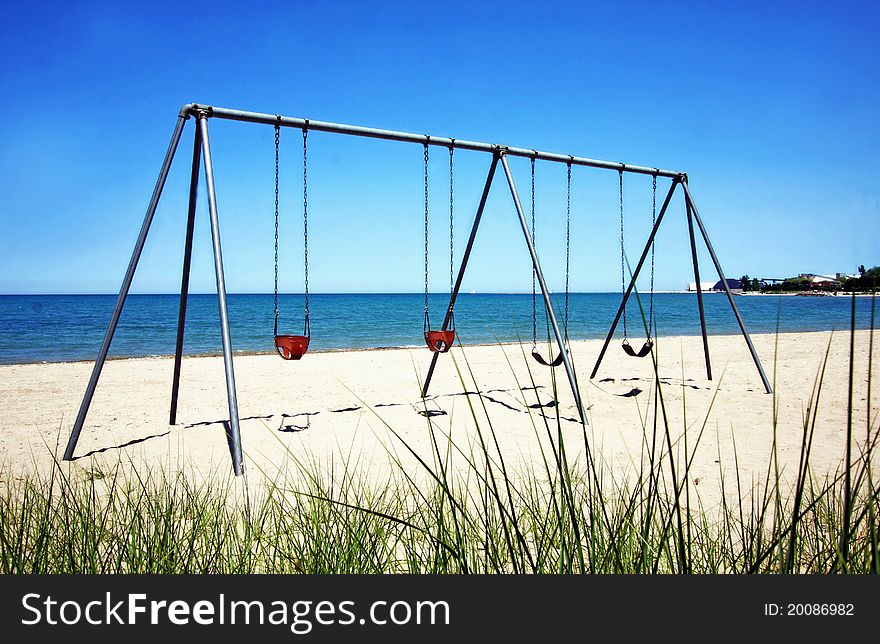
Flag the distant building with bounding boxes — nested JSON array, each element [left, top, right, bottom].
[[712, 278, 742, 292], [800, 273, 842, 288], [686, 281, 715, 292], [789, 273, 843, 290], [800, 273, 842, 284]]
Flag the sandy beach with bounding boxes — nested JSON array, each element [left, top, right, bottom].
[[1, 330, 878, 506]]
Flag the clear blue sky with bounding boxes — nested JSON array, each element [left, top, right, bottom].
[[1, 0, 877, 294]]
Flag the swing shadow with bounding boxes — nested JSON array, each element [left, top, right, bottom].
[[278, 411, 320, 433], [186, 414, 273, 428], [433, 389, 521, 413], [429, 386, 581, 422], [72, 430, 172, 460], [72, 415, 271, 461], [600, 376, 704, 392], [70, 386, 575, 462]]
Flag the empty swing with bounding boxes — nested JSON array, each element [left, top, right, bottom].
[[272, 117, 311, 360], [423, 141, 456, 353], [530, 158, 572, 367], [618, 170, 656, 358]]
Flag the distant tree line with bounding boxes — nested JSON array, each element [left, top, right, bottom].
[[739, 275, 762, 291], [843, 265, 880, 292]]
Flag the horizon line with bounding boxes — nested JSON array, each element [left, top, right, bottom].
[[0, 290, 700, 297]]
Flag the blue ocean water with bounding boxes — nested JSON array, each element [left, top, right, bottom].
[[0, 293, 876, 364]]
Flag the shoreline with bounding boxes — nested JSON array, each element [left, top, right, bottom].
[[2, 328, 872, 367], [737, 291, 878, 297]]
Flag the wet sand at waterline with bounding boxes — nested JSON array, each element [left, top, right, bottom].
[[1, 331, 878, 507]]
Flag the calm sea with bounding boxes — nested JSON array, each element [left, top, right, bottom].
[[0, 293, 876, 364]]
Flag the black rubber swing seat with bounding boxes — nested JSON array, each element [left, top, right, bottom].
[[622, 338, 653, 358], [531, 350, 564, 367]]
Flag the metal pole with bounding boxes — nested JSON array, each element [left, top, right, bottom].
[[590, 179, 679, 380], [182, 103, 683, 180], [421, 154, 499, 397], [169, 127, 202, 425], [500, 154, 588, 425], [685, 197, 712, 381], [680, 180, 772, 394], [63, 115, 187, 461], [197, 114, 245, 475]]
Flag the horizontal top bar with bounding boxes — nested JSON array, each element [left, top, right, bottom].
[[180, 103, 684, 179]]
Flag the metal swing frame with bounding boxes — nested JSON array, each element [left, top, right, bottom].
[[62, 102, 772, 476]]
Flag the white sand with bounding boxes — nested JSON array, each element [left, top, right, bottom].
[[1, 331, 878, 506]]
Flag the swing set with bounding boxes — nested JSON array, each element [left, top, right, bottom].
[[62, 103, 772, 476]]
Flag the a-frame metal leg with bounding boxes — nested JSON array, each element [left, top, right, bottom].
[[169, 127, 202, 425], [421, 154, 499, 397], [500, 154, 588, 425], [63, 115, 188, 461], [685, 196, 712, 381], [590, 179, 679, 380], [197, 114, 245, 475], [680, 180, 772, 394]]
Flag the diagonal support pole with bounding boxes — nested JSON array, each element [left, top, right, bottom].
[[590, 178, 679, 380], [680, 180, 772, 393], [64, 114, 188, 462], [197, 114, 245, 475], [685, 196, 712, 381], [421, 154, 499, 397], [169, 126, 202, 425], [500, 154, 588, 425]]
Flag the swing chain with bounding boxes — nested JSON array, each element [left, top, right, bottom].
[[649, 173, 656, 337], [564, 160, 571, 340], [619, 169, 626, 338], [530, 155, 537, 349], [302, 125, 310, 325], [273, 118, 280, 335], [423, 142, 430, 323], [448, 142, 454, 295]]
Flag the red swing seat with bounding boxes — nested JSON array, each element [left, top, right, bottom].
[[275, 334, 310, 360], [425, 330, 455, 353]]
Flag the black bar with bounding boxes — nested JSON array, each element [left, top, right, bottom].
[[169, 127, 202, 425], [421, 154, 498, 397], [681, 181, 772, 394], [685, 197, 712, 380], [63, 115, 187, 461], [2, 574, 875, 640], [589, 179, 679, 380]]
